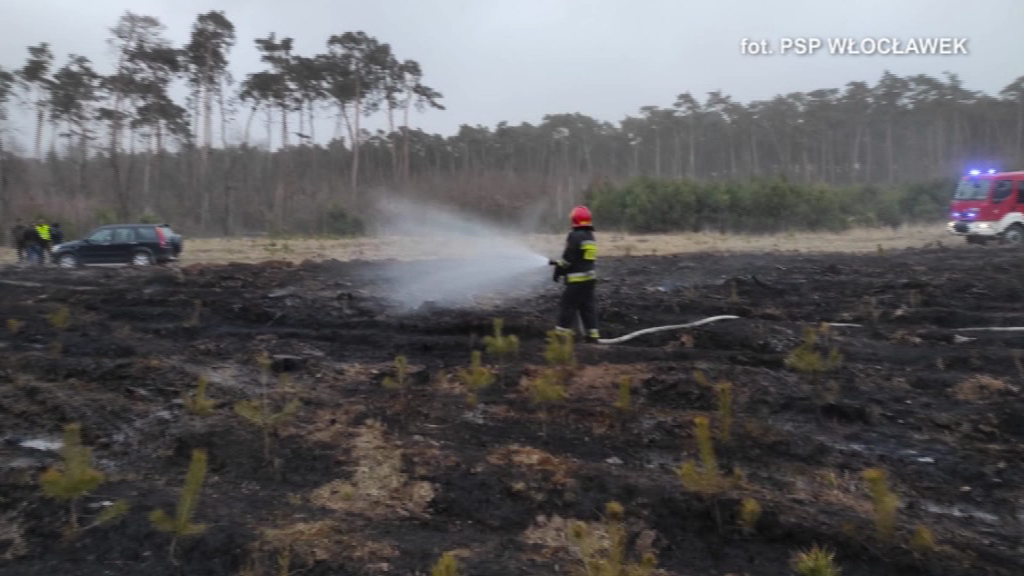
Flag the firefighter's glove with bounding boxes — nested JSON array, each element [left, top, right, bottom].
[[552, 265, 564, 283]]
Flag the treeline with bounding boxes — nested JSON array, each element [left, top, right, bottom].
[[586, 176, 952, 234], [0, 9, 1021, 237]]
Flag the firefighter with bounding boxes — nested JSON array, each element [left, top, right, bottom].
[[549, 205, 600, 343], [10, 218, 26, 262]]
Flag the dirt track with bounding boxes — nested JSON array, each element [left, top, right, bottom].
[[1, 245, 1023, 576]]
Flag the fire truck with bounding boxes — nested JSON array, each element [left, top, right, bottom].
[[948, 169, 1024, 244]]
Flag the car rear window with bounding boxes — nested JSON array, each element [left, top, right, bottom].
[[136, 227, 157, 242]]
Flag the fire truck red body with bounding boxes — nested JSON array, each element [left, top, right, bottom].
[[948, 170, 1024, 244]]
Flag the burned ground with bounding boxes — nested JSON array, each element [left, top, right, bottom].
[[0, 245, 1022, 576]]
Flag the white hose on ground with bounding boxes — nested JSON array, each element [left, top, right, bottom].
[[794, 324, 1024, 332], [589, 315, 1024, 346], [953, 327, 1024, 332], [596, 315, 740, 344]]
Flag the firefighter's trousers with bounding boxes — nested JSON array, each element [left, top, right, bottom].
[[556, 279, 599, 338]]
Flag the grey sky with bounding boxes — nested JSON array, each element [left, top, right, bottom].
[[2, 0, 1022, 141]]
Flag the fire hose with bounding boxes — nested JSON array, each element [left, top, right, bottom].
[[545, 261, 742, 344], [596, 315, 740, 344], [544, 261, 1024, 344]]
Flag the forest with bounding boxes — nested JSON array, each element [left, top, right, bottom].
[[0, 10, 1022, 237]]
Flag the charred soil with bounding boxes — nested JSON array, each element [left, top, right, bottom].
[[1, 245, 1023, 575]]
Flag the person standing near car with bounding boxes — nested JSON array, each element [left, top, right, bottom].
[[10, 218, 26, 262], [50, 222, 63, 245], [49, 222, 64, 262], [21, 224, 44, 265], [34, 219, 52, 263]]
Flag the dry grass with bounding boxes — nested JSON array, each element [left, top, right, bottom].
[[522, 513, 664, 574], [255, 519, 398, 568], [951, 375, 1015, 400], [486, 445, 576, 486], [0, 225, 955, 266], [309, 420, 434, 519]]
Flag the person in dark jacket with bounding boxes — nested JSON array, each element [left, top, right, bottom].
[[49, 222, 64, 262], [21, 225, 44, 265], [10, 218, 26, 261], [50, 222, 64, 245], [549, 205, 600, 343]]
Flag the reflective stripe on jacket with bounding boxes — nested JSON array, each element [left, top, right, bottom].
[[35, 224, 51, 241], [556, 227, 596, 282]]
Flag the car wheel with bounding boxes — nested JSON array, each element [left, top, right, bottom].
[[57, 253, 79, 269], [131, 251, 154, 266], [1002, 224, 1024, 245]]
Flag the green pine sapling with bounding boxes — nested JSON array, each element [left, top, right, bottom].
[[457, 350, 495, 407], [234, 352, 300, 464], [39, 422, 128, 536], [482, 318, 519, 385], [183, 376, 216, 416], [150, 448, 208, 561]]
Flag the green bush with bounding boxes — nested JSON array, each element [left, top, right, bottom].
[[585, 176, 953, 234], [322, 203, 365, 237]]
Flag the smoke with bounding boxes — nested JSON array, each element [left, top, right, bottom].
[[369, 196, 555, 310]]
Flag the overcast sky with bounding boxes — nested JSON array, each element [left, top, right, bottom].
[[3, 0, 1023, 142]]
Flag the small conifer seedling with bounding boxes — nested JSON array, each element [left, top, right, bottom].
[[615, 377, 632, 414], [150, 448, 209, 560], [862, 467, 898, 541], [791, 544, 841, 576], [183, 376, 216, 417], [482, 318, 519, 385], [382, 355, 409, 392], [738, 497, 762, 535], [544, 329, 576, 379], [785, 324, 843, 411], [678, 416, 726, 496], [457, 350, 495, 407], [567, 501, 658, 576], [235, 352, 301, 463], [234, 397, 300, 463], [431, 551, 459, 576], [383, 355, 411, 423], [529, 368, 568, 436], [184, 299, 202, 327], [910, 524, 936, 554], [715, 381, 733, 444], [6, 318, 23, 336], [785, 325, 843, 377], [39, 423, 105, 534], [47, 305, 70, 356]]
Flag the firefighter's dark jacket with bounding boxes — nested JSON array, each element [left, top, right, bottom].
[[554, 226, 596, 283]]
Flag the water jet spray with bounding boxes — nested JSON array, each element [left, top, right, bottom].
[[369, 197, 554, 310]]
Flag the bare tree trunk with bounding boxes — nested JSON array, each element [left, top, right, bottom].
[[77, 125, 88, 200], [688, 120, 696, 178], [243, 106, 257, 146], [142, 131, 153, 209], [338, 102, 357, 203], [402, 95, 412, 184], [33, 96, 45, 160], [351, 77, 362, 204], [886, 119, 894, 184], [1017, 100, 1024, 165], [280, 105, 289, 149], [0, 132, 7, 221]]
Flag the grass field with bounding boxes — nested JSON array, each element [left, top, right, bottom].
[[0, 223, 957, 265]]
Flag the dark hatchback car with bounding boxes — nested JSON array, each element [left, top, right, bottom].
[[53, 224, 183, 268]]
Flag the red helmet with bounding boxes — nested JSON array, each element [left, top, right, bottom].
[[569, 205, 592, 227]]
